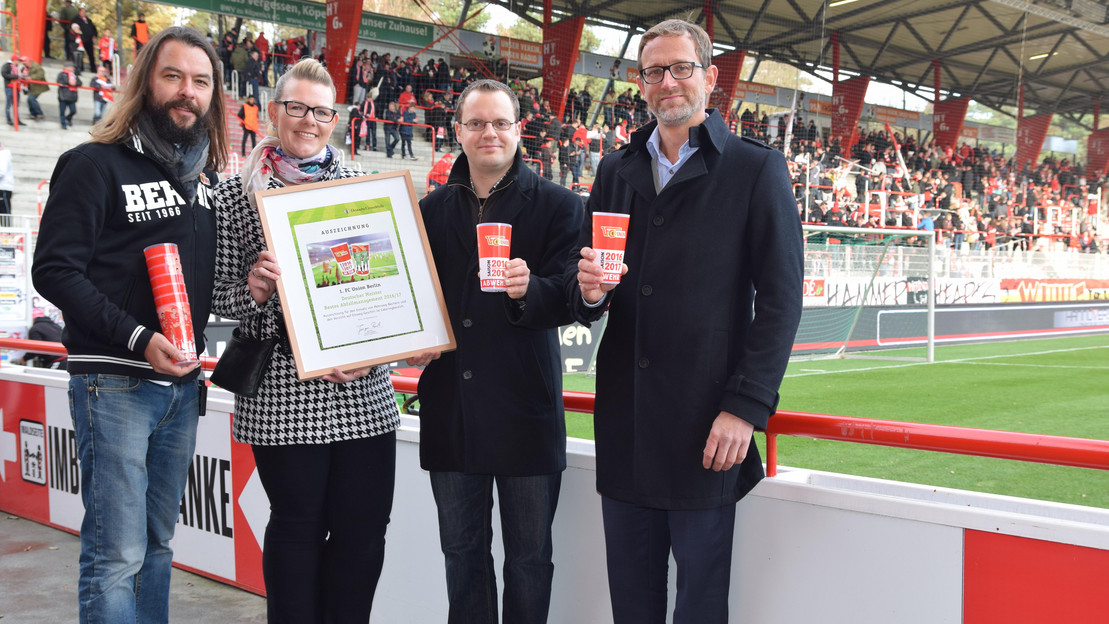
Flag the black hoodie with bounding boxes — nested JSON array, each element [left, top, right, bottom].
[[32, 135, 218, 381]]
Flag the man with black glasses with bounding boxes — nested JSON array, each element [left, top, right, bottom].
[[408, 78, 583, 624], [570, 19, 803, 623]]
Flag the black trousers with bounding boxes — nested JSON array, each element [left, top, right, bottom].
[[251, 431, 396, 623], [0, 190, 11, 226], [601, 495, 737, 624]]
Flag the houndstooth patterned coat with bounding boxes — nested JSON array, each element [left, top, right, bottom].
[[211, 169, 400, 446]]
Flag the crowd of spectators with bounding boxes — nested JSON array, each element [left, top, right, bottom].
[[755, 116, 1108, 254], [203, 34, 1109, 244], [337, 48, 654, 183]]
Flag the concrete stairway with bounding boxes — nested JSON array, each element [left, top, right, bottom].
[[3, 59, 445, 229]]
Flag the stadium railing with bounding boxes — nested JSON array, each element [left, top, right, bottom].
[[4, 337, 1107, 480]]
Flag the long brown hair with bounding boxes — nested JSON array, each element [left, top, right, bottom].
[[90, 26, 228, 171]]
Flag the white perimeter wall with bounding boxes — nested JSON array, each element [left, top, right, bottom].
[[4, 367, 1109, 623]]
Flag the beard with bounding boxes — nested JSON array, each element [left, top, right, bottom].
[[649, 88, 706, 127], [144, 97, 210, 146]]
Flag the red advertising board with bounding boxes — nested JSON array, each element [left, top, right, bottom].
[[1014, 113, 1053, 170], [830, 76, 869, 153], [541, 18, 584, 122], [709, 50, 746, 113], [933, 97, 970, 149], [325, 0, 363, 105], [999, 278, 1109, 302], [0, 381, 49, 523], [1086, 127, 1109, 180]]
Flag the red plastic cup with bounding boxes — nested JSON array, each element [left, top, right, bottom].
[[476, 222, 512, 292], [143, 243, 197, 364], [330, 242, 355, 277], [592, 212, 630, 284]]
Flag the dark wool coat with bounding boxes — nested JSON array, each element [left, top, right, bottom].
[[568, 110, 804, 509], [417, 149, 583, 476]]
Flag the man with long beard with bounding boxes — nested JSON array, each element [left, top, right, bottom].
[[570, 19, 803, 623], [32, 26, 228, 623]]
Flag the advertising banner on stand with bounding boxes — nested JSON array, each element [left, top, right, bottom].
[[933, 97, 969, 149], [325, 0, 363, 104], [175, 0, 433, 46], [541, 18, 584, 121], [708, 50, 746, 115], [1086, 128, 1109, 180], [830, 76, 869, 153], [448, 31, 542, 70], [1014, 113, 1053, 170]]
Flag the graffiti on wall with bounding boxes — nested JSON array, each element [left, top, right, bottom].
[[810, 277, 1001, 307]]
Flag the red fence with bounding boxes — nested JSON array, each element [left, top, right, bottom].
[[4, 337, 1108, 476]]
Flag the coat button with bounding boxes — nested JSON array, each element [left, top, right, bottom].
[[462, 370, 473, 380], [462, 318, 473, 328], [653, 215, 664, 226], [638, 357, 650, 369], [641, 285, 653, 296]]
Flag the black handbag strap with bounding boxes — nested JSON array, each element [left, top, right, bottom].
[[252, 307, 289, 353]]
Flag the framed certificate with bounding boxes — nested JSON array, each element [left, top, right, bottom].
[[256, 170, 455, 380]]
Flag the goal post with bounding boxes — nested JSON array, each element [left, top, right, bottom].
[[798, 224, 936, 362]]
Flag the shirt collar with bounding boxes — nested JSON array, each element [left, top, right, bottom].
[[645, 126, 697, 168]]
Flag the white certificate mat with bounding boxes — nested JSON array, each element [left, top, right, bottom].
[[257, 170, 455, 380]]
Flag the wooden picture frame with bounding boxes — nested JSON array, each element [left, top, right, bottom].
[[255, 170, 455, 380]]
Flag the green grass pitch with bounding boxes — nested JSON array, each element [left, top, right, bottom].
[[562, 333, 1109, 509]]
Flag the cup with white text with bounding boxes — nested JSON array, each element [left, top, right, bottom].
[[592, 212, 630, 285], [476, 222, 512, 292]]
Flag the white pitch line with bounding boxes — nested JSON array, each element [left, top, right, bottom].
[[956, 362, 1109, 370], [785, 344, 1109, 378]]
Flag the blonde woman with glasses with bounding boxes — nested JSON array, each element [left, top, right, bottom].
[[211, 58, 400, 623]]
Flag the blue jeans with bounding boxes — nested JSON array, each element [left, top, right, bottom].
[[69, 374, 200, 624], [601, 495, 737, 624], [93, 100, 108, 123], [366, 119, 377, 149], [59, 100, 77, 128], [385, 126, 399, 157], [430, 471, 562, 624], [27, 93, 43, 117], [4, 85, 12, 123]]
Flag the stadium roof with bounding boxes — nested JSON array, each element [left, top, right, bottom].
[[490, 0, 1109, 128]]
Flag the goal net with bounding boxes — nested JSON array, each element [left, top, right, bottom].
[[796, 224, 935, 362]]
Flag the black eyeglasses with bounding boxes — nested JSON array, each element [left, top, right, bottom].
[[638, 61, 704, 85], [459, 119, 516, 132], [274, 100, 338, 123]]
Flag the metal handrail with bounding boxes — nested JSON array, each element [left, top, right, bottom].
[[764, 411, 1109, 475], [4, 337, 1107, 474]]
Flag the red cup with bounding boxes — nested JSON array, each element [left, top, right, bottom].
[[330, 242, 355, 277], [592, 212, 630, 284], [143, 243, 197, 364], [476, 222, 512, 292]]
